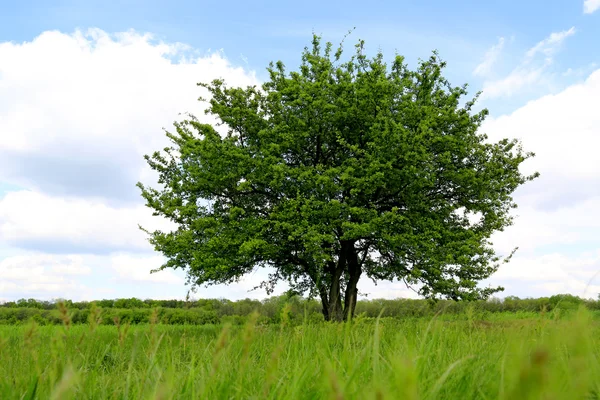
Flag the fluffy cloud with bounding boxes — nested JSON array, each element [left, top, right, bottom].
[[489, 251, 600, 298], [110, 254, 182, 284], [0, 29, 259, 203], [0, 28, 274, 300], [480, 67, 600, 298], [0, 252, 189, 301], [0, 254, 92, 299], [480, 27, 575, 99], [482, 69, 600, 209], [0, 190, 173, 253], [584, 0, 600, 14]]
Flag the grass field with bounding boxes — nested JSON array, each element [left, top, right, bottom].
[[1, 307, 599, 399]]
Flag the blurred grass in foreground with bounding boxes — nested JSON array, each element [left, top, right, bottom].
[[0, 306, 598, 399]]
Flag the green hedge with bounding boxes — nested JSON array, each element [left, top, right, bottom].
[[0, 293, 592, 326], [0, 307, 220, 326]]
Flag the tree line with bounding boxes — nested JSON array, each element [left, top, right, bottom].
[[0, 294, 593, 326]]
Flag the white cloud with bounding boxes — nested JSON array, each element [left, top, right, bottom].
[[0, 254, 92, 299], [563, 62, 598, 78], [473, 37, 505, 77], [0, 29, 259, 202], [493, 251, 600, 283], [358, 279, 420, 300], [0, 190, 174, 253], [481, 68, 545, 99], [489, 251, 600, 299], [482, 69, 600, 194], [110, 254, 182, 284], [0, 254, 91, 280], [525, 27, 576, 59], [0, 251, 189, 301], [584, 0, 600, 14], [480, 68, 600, 297], [481, 28, 575, 99]]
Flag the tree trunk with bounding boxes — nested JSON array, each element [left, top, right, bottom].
[[318, 285, 330, 321], [343, 245, 362, 321], [327, 265, 344, 322], [321, 242, 350, 322], [318, 241, 364, 322]]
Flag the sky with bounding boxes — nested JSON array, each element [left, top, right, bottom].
[[0, 0, 599, 302]]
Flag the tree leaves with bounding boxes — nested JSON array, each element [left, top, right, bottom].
[[138, 35, 538, 319]]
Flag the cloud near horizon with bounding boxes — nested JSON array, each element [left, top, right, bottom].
[[0, 29, 261, 301]]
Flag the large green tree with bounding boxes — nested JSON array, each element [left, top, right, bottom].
[[138, 36, 538, 321]]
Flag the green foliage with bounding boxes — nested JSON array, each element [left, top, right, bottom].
[[138, 34, 538, 321], [1, 295, 598, 326], [549, 293, 583, 308]]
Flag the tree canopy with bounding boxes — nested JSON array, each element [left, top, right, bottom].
[[138, 35, 538, 321]]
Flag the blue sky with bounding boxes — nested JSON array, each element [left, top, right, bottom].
[[0, 0, 599, 301]]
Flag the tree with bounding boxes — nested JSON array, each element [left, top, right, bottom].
[[138, 35, 538, 322]]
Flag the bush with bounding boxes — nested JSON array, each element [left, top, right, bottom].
[[2, 294, 600, 326], [161, 309, 220, 325]]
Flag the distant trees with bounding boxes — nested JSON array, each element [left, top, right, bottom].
[[0, 295, 596, 326]]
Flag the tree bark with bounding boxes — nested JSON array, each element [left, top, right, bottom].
[[318, 240, 365, 322], [343, 244, 362, 321], [318, 284, 330, 321], [322, 241, 351, 322], [327, 264, 344, 322]]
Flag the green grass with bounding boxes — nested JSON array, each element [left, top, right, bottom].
[[1, 308, 599, 399]]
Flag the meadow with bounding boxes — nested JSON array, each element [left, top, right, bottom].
[[1, 297, 600, 399]]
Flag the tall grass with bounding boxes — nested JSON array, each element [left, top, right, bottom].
[[0, 306, 598, 399]]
